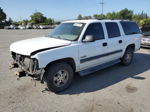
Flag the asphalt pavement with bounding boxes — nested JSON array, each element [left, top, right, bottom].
[[0, 29, 150, 112]]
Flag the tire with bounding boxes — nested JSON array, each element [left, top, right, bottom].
[[44, 61, 74, 93], [120, 47, 134, 66]]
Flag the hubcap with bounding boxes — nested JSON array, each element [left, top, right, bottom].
[[53, 70, 69, 87]]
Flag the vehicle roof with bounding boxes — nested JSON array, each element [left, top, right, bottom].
[[63, 19, 131, 24]]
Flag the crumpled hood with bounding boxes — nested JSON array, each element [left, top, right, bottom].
[[10, 37, 71, 56]]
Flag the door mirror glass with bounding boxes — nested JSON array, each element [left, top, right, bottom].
[[83, 35, 95, 42]]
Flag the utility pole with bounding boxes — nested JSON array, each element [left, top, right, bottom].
[[100, 0, 104, 15]]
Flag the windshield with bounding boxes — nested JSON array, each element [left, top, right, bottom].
[[48, 23, 85, 41]]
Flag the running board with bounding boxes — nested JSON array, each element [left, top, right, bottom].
[[79, 59, 120, 76]]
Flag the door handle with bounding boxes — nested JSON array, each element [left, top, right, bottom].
[[119, 40, 122, 44], [103, 42, 107, 47]]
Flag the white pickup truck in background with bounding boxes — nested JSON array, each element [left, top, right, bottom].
[[10, 20, 141, 92]]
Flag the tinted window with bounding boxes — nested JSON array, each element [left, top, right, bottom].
[[120, 21, 141, 35], [84, 23, 104, 40], [106, 22, 121, 38]]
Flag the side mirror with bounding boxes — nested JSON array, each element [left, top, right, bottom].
[[83, 35, 95, 43]]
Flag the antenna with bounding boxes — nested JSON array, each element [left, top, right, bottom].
[[100, 0, 104, 15]]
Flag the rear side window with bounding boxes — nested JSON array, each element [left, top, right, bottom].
[[84, 23, 104, 40], [105, 22, 121, 38], [120, 21, 141, 35]]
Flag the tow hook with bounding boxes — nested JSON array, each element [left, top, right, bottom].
[[9, 63, 18, 69], [14, 69, 26, 79]]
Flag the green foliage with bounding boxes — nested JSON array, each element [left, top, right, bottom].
[[132, 11, 149, 26], [45, 18, 53, 25], [83, 16, 92, 20], [77, 14, 83, 20], [30, 12, 53, 25], [4, 17, 13, 26], [140, 18, 150, 26], [8, 18, 13, 24], [30, 12, 47, 24], [93, 14, 106, 19], [106, 12, 120, 19], [77, 8, 149, 26], [22, 19, 29, 25], [77, 14, 92, 20], [119, 8, 133, 20], [0, 7, 6, 23], [106, 9, 133, 20]]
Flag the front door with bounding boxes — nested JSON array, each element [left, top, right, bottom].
[[79, 23, 110, 70]]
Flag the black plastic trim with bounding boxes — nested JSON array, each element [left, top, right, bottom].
[[80, 49, 123, 63]]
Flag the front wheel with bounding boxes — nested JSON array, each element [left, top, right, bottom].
[[44, 62, 74, 93], [120, 48, 134, 66]]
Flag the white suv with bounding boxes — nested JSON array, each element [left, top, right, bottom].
[[10, 20, 141, 92]]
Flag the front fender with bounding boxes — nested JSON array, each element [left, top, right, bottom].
[[31, 45, 79, 71]]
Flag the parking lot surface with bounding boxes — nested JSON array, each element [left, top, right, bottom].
[[0, 29, 150, 112]]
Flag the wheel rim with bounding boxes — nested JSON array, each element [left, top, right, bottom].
[[125, 52, 132, 63], [53, 69, 69, 87]]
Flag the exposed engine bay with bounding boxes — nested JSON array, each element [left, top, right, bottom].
[[10, 52, 44, 81]]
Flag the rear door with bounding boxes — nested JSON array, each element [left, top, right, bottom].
[[104, 22, 124, 61]]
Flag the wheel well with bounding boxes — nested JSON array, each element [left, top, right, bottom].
[[45, 58, 76, 71], [126, 44, 135, 51]]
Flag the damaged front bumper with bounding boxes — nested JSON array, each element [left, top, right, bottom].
[[10, 52, 45, 82]]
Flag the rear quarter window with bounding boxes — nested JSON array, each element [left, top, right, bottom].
[[120, 21, 141, 35]]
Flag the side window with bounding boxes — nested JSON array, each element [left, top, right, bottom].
[[120, 21, 141, 35], [84, 23, 104, 40], [105, 22, 121, 38]]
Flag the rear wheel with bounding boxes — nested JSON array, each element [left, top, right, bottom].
[[121, 48, 134, 66], [44, 61, 74, 93]]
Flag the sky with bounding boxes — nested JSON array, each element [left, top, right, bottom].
[[0, 0, 150, 21]]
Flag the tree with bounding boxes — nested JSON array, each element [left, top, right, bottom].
[[77, 14, 93, 20], [139, 11, 149, 19], [21, 19, 29, 25], [30, 12, 46, 24], [8, 18, 13, 24], [93, 14, 106, 19], [5, 17, 13, 25], [140, 18, 150, 26], [106, 12, 120, 19], [0, 7, 6, 23], [83, 16, 92, 20], [77, 14, 83, 20], [119, 8, 133, 20], [45, 18, 53, 25]]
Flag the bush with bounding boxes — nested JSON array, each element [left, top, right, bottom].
[[140, 18, 150, 26]]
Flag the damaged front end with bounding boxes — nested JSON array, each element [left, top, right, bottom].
[[10, 52, 45, 82]]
